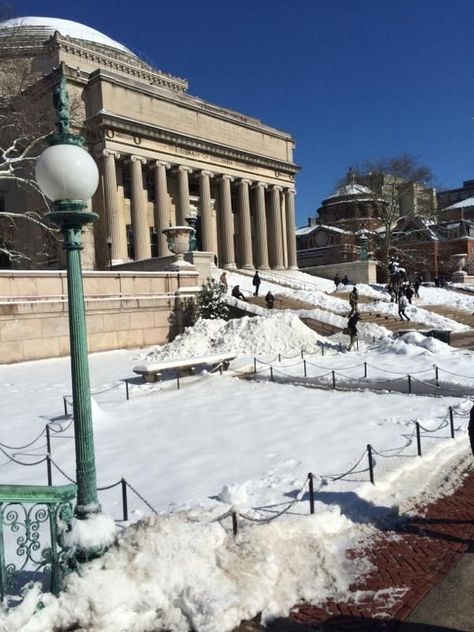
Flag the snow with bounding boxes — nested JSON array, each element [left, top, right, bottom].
[[0, 17, 131, 53], [63, 514, 116, 551], [441, 195, 474, 210], [0, 273, 473, 631]]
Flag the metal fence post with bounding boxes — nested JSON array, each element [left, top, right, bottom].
[[303, 359, 307, 377], [46, 425, 51, 456], [408, 375, 412, 394], [254, 357, 257, 374], [321, 345, 325, 356], [449, 407, 455, 438], [332, 370, 336, 389], [121, 478, 129, 521], [308, 472, 315, 514], [232, 511, 239, 537], [63, 396, 68, 416], [367, 444, 374, 484], [270, 366, 274, 382], [301, 349, 304, 359], [46, 455, 52, 486], [416, 422, 422, 456], [435, 365, 439, 387], [125, 380, 130, 401], [176, 370, 181, 390], [364, 362, 367, 378]]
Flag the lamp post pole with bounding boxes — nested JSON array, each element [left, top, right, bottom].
[[36, 67, 101, 523], [106, 236, 112, 269]]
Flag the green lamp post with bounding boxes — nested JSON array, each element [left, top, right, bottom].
[[35, 68, 101, 522]]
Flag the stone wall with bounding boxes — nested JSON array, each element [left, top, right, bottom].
[[302, 260, 378, 285], [0, 270, 199, 364]]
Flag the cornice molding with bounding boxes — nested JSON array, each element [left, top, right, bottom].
[[86, 112, 300, 176]]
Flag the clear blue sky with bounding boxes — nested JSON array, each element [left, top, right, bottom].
[[13, 0, 474, 226]]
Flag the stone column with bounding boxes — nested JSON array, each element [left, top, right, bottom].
[[199, 170, 214, 252], [285, 188, 298, 269], [219, 175, 236, 269], [153, 160, 171, 256], [102, 150, 127, 262], [176, 165, 192, 225], [269, 185, 284, 270], [252, 182, 270, 270], [238, 178, 253, 269], [130, 155, 151, 260]]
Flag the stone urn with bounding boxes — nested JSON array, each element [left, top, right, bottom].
[[162, 226, 194, 269], [450, 253, 467, 283]]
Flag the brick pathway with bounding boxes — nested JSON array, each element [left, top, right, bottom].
[[236, 470, 474, 632]]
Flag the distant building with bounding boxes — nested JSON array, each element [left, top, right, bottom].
[[437, 179, 474, 211]]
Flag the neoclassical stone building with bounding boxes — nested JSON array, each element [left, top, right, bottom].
[[0, 17, 299, 271]]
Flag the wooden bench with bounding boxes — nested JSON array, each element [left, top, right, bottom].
[[133, 353, 236, 383]]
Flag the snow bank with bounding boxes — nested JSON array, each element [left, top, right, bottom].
[[141, 313, 325, 361], [7, 511, 372, 632]]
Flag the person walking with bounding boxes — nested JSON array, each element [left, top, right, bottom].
[[347, 312, 361, 351], [413, 278, 420, 298], [219, 271, 228, 292], [265, 291, 275, 309], [349, 286, 358, 316], [398, 292, 410, 321], [405, 284, 414, 304], [342, 274, 349, 286], [252, 271, 261, 296], [334, 274, 341, 289]]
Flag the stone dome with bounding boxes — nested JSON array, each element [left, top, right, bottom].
[[0, 16, 132, 54]]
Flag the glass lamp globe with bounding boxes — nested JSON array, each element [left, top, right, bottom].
[[36, 144, 99, 202]]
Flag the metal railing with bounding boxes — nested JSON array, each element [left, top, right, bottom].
[[0, 483, 77, 601]]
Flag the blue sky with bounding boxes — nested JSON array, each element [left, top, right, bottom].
[[12, 0, 474, 226]]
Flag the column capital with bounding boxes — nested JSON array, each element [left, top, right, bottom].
[[102, 149, 120, 160], [252, 181, 267, 190], [285, 187, 296, 195], [153, 160, 171, 170], [129, 154, 147, 164], [218, 174, 234, 183], [239, 178, 253, 186], [270, 185, 283, 193], [174, 165, 193, 174], [200, 169, 214, 179]]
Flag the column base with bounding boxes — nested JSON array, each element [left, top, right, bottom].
[[288, 266, 299, 270], [241, 264, 255, 271], [224, 263, 237, 270], [272, 265, 285, 271], [258, 265, 270, 271]]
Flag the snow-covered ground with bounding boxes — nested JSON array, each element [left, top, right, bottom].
[[0, 273, 473, 632]]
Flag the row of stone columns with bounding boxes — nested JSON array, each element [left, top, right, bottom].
[[101, 149, 298, 269]]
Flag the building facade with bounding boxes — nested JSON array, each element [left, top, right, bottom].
[[0, 17, 299, 271]]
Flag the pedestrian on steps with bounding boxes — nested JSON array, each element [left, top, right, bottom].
[[398, 292, 410, 321], [252, 271, 261, 296], [469, 405, 474, 456]]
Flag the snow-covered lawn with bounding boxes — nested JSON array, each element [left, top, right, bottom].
[[0, 278, 473, 632]]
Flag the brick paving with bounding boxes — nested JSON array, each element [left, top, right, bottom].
[[235, 470, 474, 632]]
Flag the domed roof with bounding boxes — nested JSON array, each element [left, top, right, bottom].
[[327, 182, 374, 199], [0, 16, 132, 54]]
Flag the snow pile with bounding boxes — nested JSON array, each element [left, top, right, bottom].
[[4, 510, 372, 632], [141, 313, 325, 361], [382, 331, 453, 356], [63, 513, 117, 551]]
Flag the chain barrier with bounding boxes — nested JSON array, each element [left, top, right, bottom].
[[0, 446, 47, 467]]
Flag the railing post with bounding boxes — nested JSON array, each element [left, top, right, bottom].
[[46, 425, 51, 456], [0, 515, 5, 601], [364, 362, 367, 378], [339, 342, 342, 352], [407, 374, 412, 394], [63, 396, 68, 416], [121, 478, 129, 522], [176, 370, 180, 390], [278, 353, 281, 363], [254, 357, 257, 374], [232, 511, 239, 537], [125, 379, 130, 401], [308, 472, 315, 514], [321, 345, 325, 356], [46, 455, 53, 486], [449, 407, 455, 438], [303, 359, 307, 378], [435, 365, 439, 387], [270, 366, 274, 382], [367, 444, 374, 484], [301, 349, 304, 359], [416, 422, 422, 456], [332, 370, 336, 390]]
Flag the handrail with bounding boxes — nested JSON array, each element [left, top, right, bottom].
[[0, 483, 77, 503]]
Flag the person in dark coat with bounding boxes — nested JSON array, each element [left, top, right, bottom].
[[252, 271, 261, 296], [469, 405, 474, 456], [405, 284, 414, 304], [347, 312, 361, 351], [265, 291, 275, 309], [413, 279, 420, 298], [231, 285, 246, 301], [342, 274, 349, 286], [349, 287, 358, 316], [334, 274, 341, 289]]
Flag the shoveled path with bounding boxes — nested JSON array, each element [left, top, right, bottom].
[[235, 469, 474, 632]]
